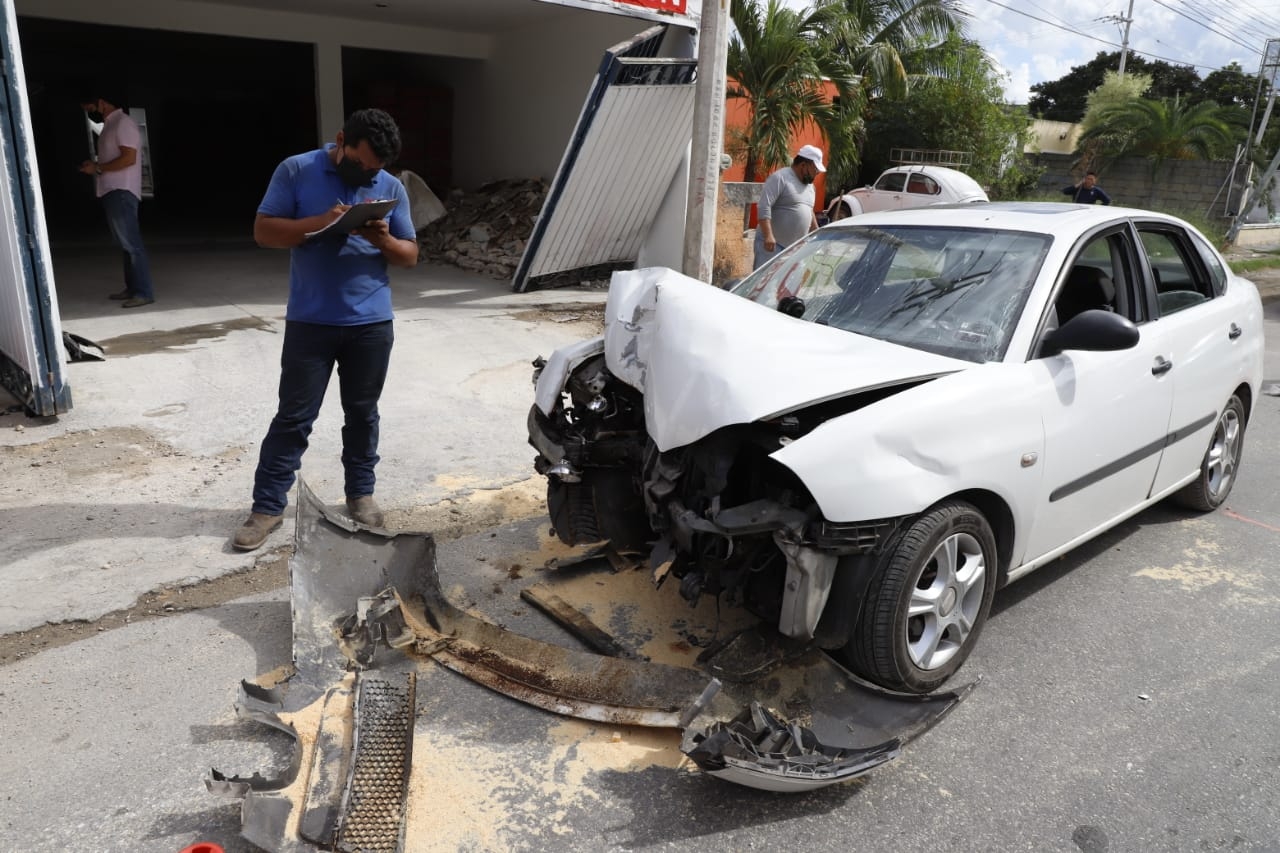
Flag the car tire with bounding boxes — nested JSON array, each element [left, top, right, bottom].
[[1172, 395, 1246, 512], [844, 501, 997, 694]]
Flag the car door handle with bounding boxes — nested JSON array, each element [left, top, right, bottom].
[[1152, 356, 1173, 376], [1229, 323, 1243, 340]]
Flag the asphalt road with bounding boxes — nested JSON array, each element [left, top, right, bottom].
[[3, 307, 1280, 853]]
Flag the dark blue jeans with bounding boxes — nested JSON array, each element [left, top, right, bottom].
[[251, 320, 394, 516], [100, 189, 154, 300]]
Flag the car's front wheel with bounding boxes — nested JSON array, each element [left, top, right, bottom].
[[1173, 394, 1246, 512], [844, 501, 997, 694]]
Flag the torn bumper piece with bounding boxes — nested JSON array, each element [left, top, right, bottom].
[[212, 482, 972, 852], [683, 702, 900, 792]]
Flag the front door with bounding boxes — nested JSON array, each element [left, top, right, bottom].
[[1022, 227, 1174, 562]]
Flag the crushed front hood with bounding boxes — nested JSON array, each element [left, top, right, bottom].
[[602, 268, 965, 451]]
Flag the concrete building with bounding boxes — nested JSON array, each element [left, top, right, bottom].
[[0, 0, 705, 415]]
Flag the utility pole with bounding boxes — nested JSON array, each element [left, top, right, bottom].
[[1102, 0, 1136, 77], [682, 0, 730, 283], [1229, 39, 1280, 243]]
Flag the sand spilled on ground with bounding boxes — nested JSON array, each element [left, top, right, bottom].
[[403, 713, 685, 851], [389, 476, 548, 540], [1134, 532, 1271, 604], [525, 534, 760, 668]]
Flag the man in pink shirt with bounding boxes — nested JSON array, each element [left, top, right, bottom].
[[79, 91, 155, 308]]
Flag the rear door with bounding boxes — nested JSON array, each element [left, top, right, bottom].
[[1137, 221, 1256, 498]]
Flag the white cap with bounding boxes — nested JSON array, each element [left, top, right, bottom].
[[797, 144, 826, 173]]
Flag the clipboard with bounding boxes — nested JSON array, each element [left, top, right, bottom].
[[304, 198, 400, 242]]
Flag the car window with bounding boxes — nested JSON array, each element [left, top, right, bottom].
[[1188, 230, 1228, 297], [730, 225, 1052, 363], [906, 174, 940, 195], [875, 172, 906, 192], [1138, 226, 1214, 316], [1035, 229, 1147, 359]]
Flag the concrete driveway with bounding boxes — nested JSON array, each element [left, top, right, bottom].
[[1, 243, 605, 636]]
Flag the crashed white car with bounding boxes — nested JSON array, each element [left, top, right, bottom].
[[528, 202, 1263, 694], [829, 164, 988, 219]]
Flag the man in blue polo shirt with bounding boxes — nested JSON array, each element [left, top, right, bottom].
[[234, 108, 419, 551]]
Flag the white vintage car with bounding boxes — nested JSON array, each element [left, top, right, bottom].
[[828, 164, 988, 220], [528, 202, 1263, 694]]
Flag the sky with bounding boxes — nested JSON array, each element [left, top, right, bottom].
[[974, 0, 1280, 104], [777, 0, 1280, 104]]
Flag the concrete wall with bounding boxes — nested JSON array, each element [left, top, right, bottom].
[[479, 12, 644, 188], [1031, 152, 1239, 216]]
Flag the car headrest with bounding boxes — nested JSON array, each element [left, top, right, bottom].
[[1057, 265, 1116, 322], [1065, 265, 1115, 304]]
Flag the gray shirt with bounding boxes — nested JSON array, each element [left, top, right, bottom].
[[757, 166, 815, 248]]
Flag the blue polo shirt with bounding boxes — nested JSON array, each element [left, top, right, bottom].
[[257, 145, 415, 325]]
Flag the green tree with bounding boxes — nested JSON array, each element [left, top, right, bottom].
[[816, 0, 969, 98], [726, 0, 862, 181], [1029, 52, 1199, 121], [810, 0, 969, 189], [1077, 97, 1239, 183], [1195, 62, 1264, 109], [1074, 70, 1152, 172], [1194, 62, 1266, 151], [857, 34, 1035, 196]]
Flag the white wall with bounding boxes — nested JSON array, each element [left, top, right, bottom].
[[15, 0, 493, 58], [471, 11, 643, 187]]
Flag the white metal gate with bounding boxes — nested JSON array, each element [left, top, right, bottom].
[[0, 0, 67, 416], [512, 25, 696, 292]]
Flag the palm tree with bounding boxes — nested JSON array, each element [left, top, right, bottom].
[[727, 0, 862, 181], [1077, 97, 1239, 179], [816, 0, 969, 99]]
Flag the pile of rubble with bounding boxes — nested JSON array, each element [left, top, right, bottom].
[[416, 178, 548, 281]]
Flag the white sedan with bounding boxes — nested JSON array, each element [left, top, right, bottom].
[[528, 202, 1263, 694], [828, 164, 988, 220]]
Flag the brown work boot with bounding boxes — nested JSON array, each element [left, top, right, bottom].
[[345, 495, 384, 528], [232, 511, 283, 551]]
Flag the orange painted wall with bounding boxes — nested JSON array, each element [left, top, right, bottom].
[[722, 82, 835, 225]]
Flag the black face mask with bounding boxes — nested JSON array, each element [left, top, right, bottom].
[[86, 110, 104, 123], [336, 154, 378, 188]]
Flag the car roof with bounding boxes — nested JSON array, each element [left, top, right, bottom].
[[830, 201, 1182, 236], [885, 164, 985, 194]]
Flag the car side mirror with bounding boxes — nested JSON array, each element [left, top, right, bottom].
[[1040, 309, 1139, 357]]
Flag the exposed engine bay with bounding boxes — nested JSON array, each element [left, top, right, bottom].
[[530, 349, 918, 646]]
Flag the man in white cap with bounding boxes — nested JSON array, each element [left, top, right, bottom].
[[753, 143, 825, 269]]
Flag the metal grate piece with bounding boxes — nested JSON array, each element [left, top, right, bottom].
[[335, 671, 415, 853]]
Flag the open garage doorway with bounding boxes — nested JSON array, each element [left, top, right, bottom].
[[17, 16, 317, 247], [342, 46, 465, 198]]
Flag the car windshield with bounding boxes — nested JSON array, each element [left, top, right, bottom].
[[730, 224, 1052, 363]]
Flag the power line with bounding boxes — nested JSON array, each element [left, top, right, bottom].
[[1179, 0, 1280, 45], [1151, 0, 1263, 53], [976, 0, 1238, 71]]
